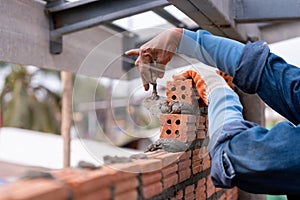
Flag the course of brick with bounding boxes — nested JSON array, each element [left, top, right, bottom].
[[0, 79, 238, 200]]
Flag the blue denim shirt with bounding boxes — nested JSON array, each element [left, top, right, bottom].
[[178, 29, 300, 195]]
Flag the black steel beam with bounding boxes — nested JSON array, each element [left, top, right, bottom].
[[45, 0, 169, 54], [235, 0, 300, 23], [47, 0, 170, 37]]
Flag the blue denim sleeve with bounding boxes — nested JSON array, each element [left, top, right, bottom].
[[232, 41, 269, 94], [235, 41, 300, 124], [210, 120, 300, 195], [177, 29, 244, 76], [257, 53, 300, 125]]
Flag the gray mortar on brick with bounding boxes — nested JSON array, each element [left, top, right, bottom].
[[145, 138, 188, 153], [103, 154, 149, 164], [159, 101, 199, 115]]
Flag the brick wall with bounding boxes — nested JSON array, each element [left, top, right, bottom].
[[0, 79, 239, 200]]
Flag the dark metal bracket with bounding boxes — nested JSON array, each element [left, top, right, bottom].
[[44, 0, 170, 54]]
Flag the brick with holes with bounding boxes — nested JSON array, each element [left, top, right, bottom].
[[160, 114, 197, 142], [166, 79, 199, 105]]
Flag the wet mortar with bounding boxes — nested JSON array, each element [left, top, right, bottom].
[[145, 138, 188, 153]]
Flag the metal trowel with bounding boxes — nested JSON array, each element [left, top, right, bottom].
[[122, 54, 166, 115], [142, 82, 166, 116], [142, 64, 166, 116]]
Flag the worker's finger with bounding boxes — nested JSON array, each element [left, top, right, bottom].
[[156, 63, 165, 78], [125, 49, 140, 56], [143, 82, 150, 91], [139, 63, 153, 91], [172, 73, 189, 81]]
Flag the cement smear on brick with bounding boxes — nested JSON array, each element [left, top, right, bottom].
[[142, 96, 167, 116], [145, 138, 188, 153], [103, 154, 149, 164], [160, 101, 199, 115]]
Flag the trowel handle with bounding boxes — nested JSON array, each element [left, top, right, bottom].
[[149, 62, 158, 84], [152, 83, 157, 95]]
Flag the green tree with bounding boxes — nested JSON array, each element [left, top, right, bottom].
[[0, 64, 61, 133]]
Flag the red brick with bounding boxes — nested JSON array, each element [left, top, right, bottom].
[[163, 173, 178, 189], [0, 179, 69, 200], [160, 115, 197, 142], [133, 159, 162, 173], [185, 184, 194, 194], [185, 193, 195, 200], [154, 152, 179, 167], [178, 169, 191, 182], [206, 117, 209, 127], [114, 177, 139, 194], [142, 182, 163, 199], [160, 113, 197, 124], [145, 151, 166, 158], [197, 178, 206, 186], [197, 130, 206, 139], [197, 123, 206, 130], [193, 147, 208, 161], [141, 172, 162, 185], [166, 79, 198, 104], [196, 183, 206, 199], [115, 190, 138, 200], [192, 156, 201, 164], [192, 165, 202, 174], [79, 187, 110, 200], [196, 178, 206, 199], [172, 190, 183, 200], [177, 151, 192, 161], [103, 161, 140, 175], [219, 193, 226, 200], [178, 159, 191, 171], [202, 155, 211, 171], [226, 187, 239, 200], [52, 168, 116, 197], [198, 116, 206, 123], [162, 163, 178, 177], [206, 176, 216, 198], [216, 187, 222, 192]]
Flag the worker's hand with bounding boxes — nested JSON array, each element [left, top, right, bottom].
[[125, 28, 183, 91], [173, 64, 230, 105]]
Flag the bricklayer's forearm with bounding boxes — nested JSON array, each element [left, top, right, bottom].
[[177, 29, 244, 76]]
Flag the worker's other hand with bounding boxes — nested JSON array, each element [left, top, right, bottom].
[[125, 28, 183, 91], [173, 64, 230, 105]]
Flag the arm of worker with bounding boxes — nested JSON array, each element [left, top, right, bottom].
[[179, 29, 300, 124], [172, 64, 244, 187], [174, 66, 300, 195], [177, 29, 270, 94], [212, 117, 300, 195], [125, 28, 300, 124], [177, 29, 244, 76]]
